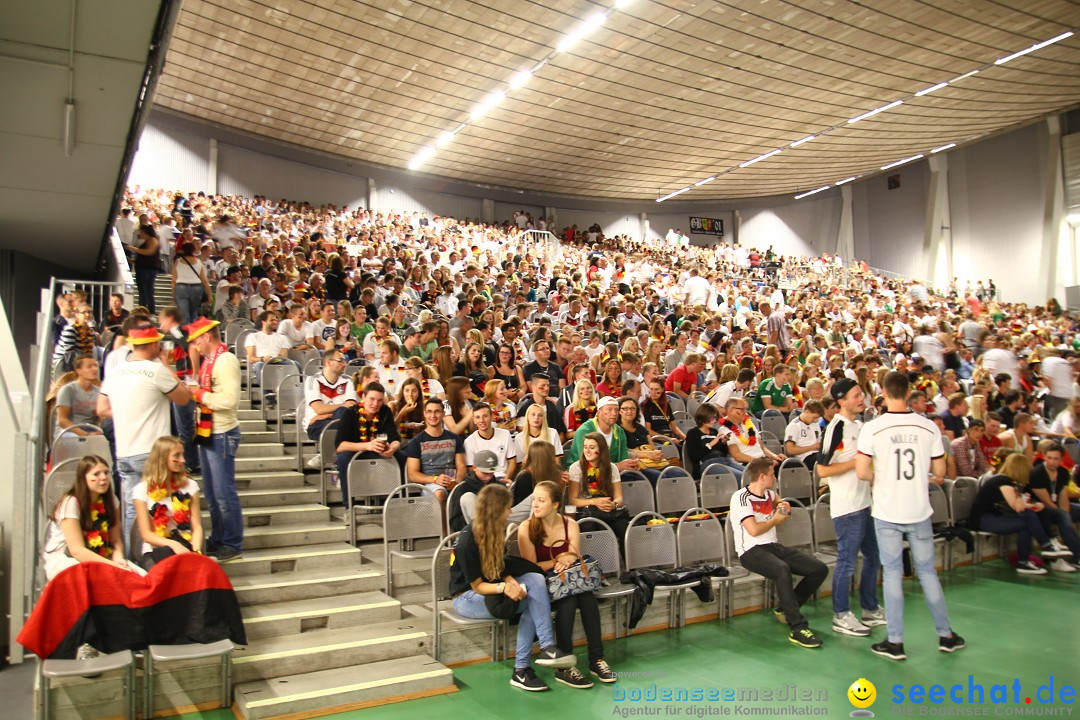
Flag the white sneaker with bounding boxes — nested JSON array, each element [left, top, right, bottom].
[[832, 611, 871, 637], [861, 607, 887, 627], [1045, 538, 1072, 558], [306, 453, 322, 469], [76, 643, 100, 661], [1050, 558, 1079, 573], [1016, 560, 1048, 575]]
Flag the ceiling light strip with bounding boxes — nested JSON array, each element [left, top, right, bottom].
[[789, 135, 815, 148], [914, 82, 949, 97], [848, 100, 903, 124], [995, 31, 1074, 66], [931, 143, 956, 154], [657, 187, 691, 202], [738, 149, 782, 168], [794, 186, 831, 200], [835, 177, 857, 186], [881, 154, 924, 170]]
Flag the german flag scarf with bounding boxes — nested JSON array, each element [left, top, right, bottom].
[[194, 342, 226, 445]]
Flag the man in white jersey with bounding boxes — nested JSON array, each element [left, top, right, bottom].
[[856, 371, 965, 661], [729, 457, 828, 650], [816, 379, 883, 638]]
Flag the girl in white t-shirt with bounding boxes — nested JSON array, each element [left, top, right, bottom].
[[133, 437, 204, 570], [42, 455, 134, 581]]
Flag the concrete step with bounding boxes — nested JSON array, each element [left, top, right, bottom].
[[235, 441, 285, 458], [239, 419, 269, 433], [221, 543, 363, 578], [231, 565, 382, 606], [204, 503, 329, 529], [241, 591, 401, 640], [237, 485, 321, 508], [234, 655, 455, 720], [240, 520, 348, 550], [240, 430, 278, 444], [227, 471, 306, 491], [232, 614, 429, 684], [238, 409, 263, 420], [234, 455, 299, 473]]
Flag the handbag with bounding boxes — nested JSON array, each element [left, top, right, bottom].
[[546, 553, 604, 602], [181, 256, 209, 304]]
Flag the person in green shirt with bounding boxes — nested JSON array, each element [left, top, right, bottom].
[[415, 321, 439, 361], [751, 364, 796, 415], [350, 305, 374, 345], [563, 396, 640, 473]]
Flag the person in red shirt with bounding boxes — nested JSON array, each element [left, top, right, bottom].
[[980, 412, 1005, 465], [664, 353, 706, 398]]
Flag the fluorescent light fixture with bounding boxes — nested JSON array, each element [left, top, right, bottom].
[[951, 69, 979, 82], [657, 187, 691, 202], [436, 131, 454, 148], [835, 177, 857, 186], [694, 176, 716, 186], [556, 11, 607, 54], [881, 154, 924, 170], [915, 82, 949, 97], [789, 135, 815, 148], [470, 89, 506, 121], [509, 69, 532, 90], [739, 148, 782, 168], [931, 143, 956, 154], [995, 31, 1074, 65], [408, 146, 436, 171], [794, 186, 830, 200], [848, 100, 903, 124]]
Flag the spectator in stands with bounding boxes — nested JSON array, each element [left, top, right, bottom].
[[186, 317, 243, 562], [523, 339, 565, 389], [97, 323, 192, 547], [464, 403, 517, 483], [817, 378, 884, 638], [130, 217, 161, 313], [158, 307, 200, 473], [246, 311, 295, 384], [518, 479, 617, 688], [405, 398, 467, 501], [303, 349, 358, 441], [391, 378, 425, 442], [132, 436, 203, 569], [684, 402, 740, 477], [783, 400, 823, 470], [172, 241, 212, 325], [721, 397, 786, 466], [564, 396, 639, 472], [217, 286, 249, 324], [55, 355, 102, 438], [516, 402, 564, 463], [938, 392, 969, 441], [707, 367, 754, 408], [751, 363, 796, 415], [952, 420, 991, 478], [664, 352, 704, 399], [998, 412, 1036, 463], [568, 432, 628, 543], [449, 483, 574, 692], [617, 396, 664, 466], [517, 373, 566, 438], [102, 293, 129, 329], [729, 457, 827, 649], [1025, 443, 1080, 571], [278, 304, 316, 350], [564, 379, 598, 434], [335, 382, 401, 502], [641, 379, 685, 443], [53, 304, 97, 371], [971, 454, 1073, 575]]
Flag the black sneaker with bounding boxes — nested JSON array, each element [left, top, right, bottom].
[[510, 667, 549, 692], [589, 659, 617, 683], [555, 667, 593, 689], [871, 640, 907, 661], [789, 628, 822, 648], [213, 546, 244, 563], [939, 634, 966, 653], [535, 645, 576, 669]]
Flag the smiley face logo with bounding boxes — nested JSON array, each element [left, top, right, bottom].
[[848, 677, 876, 710]]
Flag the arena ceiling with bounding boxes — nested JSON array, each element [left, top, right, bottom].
[[156, 0, 1080, 202]]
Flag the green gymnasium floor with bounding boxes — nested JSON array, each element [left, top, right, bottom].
[[182, 563, 1080, 719]]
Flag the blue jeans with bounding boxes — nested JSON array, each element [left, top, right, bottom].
[[1036, 507, 1080, 560], [117, 452, 150, 557], [172, 400, 200, 471], [174, 283, 204, 326], [452, 572, 555, 669], [874, 518, 954, 644], [199, 426, 243, 551], [979, 510, 1049, 562], [135, 266, 158, 313], [832, 507, 880, 614]]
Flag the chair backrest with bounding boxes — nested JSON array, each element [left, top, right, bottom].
[[686, 395, 703, 420], [342, 364, 362, 378], [657, 465, 692, 482], [676, 508, 724, 566], [223, 322, 246, 348], [384, 483, 443, 543], [928, 482, 950, 526], [288, 348, 321, 367], [51, 429, 111, 467], [673, 417, 697, 435], [276, 375, 306, 419], [812, 493, 837, 546], [699, 467, 738, 509], [432, 533, 459, 603], [774, 497, 813, 551], [1064, 438, 1080, 465], [577, 517, 622, 578], [619, 470, 649, 484], [723, 516, 741, 566], [43, 458, 82, 519], [759, 430, 783, 455], [666, 394, 686, 416], [261, 365, 298, 395], [777, 459, 814, 501], [318, 419, 341, 465], [625, 511, 679, 572], [761, 412, 787, 440], [347, 456, 402, 503], [655, 473, 698, 516], [620, 479, 656, 516], [949, 476, 977, 526], [303, 357, 323, 377], [233, 328, 254, 358]]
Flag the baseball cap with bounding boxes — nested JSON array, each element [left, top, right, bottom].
[[474, 450, 499, 474], [597, 396, 619, 410], [831, 378, 858, 401]]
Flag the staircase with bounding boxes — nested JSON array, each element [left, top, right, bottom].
[[151, 276, 457, 719]]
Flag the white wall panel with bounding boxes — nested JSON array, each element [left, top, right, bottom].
[[374, 185, 483, 220], [851, 161, 929, 279], [128, 122, 210, 192], [738, 194, 841, 259], [218, 145, 368, 209]]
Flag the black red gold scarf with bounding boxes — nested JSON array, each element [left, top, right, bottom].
[[195, 343, 226, 445]]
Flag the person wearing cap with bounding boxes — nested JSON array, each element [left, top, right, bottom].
[[816, 377, 884, 638], [186, 316, 243, 562], [448, 448, 526, 532], [397, 326, 424, 360], [97, 322, 193, 549], [464, 403, 518, 484], [563, 396, 638, 472]]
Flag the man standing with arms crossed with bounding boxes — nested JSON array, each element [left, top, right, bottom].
[[186, 317, 244, 562], [855, 371, 965, 660]]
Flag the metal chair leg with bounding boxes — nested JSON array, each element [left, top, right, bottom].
[[144, 652, 154, 720]]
